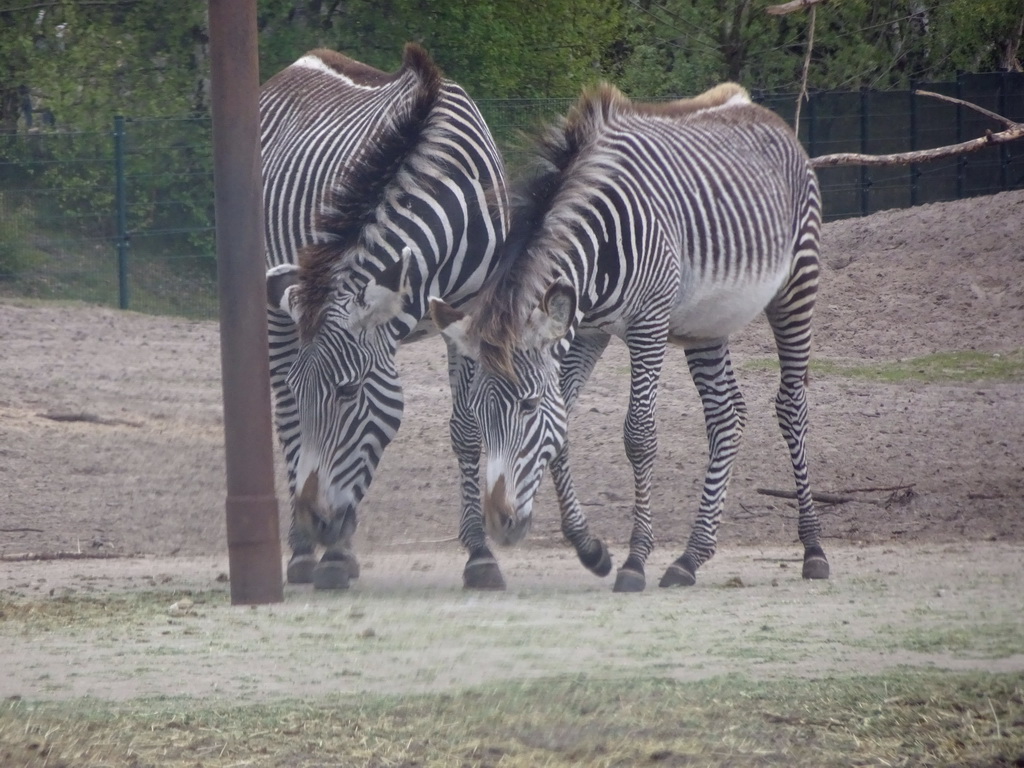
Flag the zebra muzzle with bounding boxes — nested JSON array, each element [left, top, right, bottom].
[[484, 475, 531, 547], [296, 471, 351, 546]]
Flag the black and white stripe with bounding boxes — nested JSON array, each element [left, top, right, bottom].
[[433, 82, 827, 591], [260, 45, 508, 588]]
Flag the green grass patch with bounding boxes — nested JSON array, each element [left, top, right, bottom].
[[0, 590, 225, 634], [2, 671, 1022, 767], [896, 622, 1024, 659], [743, 350, 1024, 383]]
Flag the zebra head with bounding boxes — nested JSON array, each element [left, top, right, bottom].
[[430, 280, 576, 546], [267, 250, 412, 547]]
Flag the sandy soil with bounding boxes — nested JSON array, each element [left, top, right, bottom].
[[2, 190, 1022, 561], [1, 190, 1023, 701]]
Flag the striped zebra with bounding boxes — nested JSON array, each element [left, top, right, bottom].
[[430, 82, 829, 592], [260, 44, 510, 589]]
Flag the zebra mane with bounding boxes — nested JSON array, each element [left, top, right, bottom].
[[307, 48, 405, 87], [295, 43, 443, 341], [467, 81, 757, 377], [468, 84, 622, 379]]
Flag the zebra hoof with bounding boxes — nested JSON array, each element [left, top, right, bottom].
[[312, 561, 352, 590], [463, 557, 506, 591], [658, 563, 697, 588], [286, 554, 317, 584], [802, 545, 830, 580], [579, 540, 612, 578], [612, 567, 646, 593], [346, 557, 361, 580], [802, 555, 830, 580]]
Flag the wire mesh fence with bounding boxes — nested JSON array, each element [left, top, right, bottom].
[[1, 73, 1021, 319]]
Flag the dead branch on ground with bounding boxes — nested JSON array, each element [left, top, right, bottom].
[[757, 488, 856, 504], [756, 482, 918, 506], [0, 551, 126, 562]]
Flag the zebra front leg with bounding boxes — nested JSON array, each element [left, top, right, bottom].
[[554, 330, 613, 578], [614, 329, 667, 593], [446, 343, 505, 590], [550, 447, 612, 578], [661, 343, 745, 588], [313, 509, 360, 590], [267, 306, 320, 585]]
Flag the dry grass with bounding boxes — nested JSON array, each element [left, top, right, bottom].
[[2, 671, 1022, 767]]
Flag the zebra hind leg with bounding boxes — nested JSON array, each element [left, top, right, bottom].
[[767, 249, 829, 580], [775, 373, 829, 580], [661, 343, 745, 588], [285, 482, 320, 585], [613, 327, 669, 593]]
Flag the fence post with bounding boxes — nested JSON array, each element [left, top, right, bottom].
[[859, 87, 870, 216], [909, 81, 919, 206], [999, 70, 1009, 191], [956, 71, 965, 199], [113, 115, 129, 310], [209, 0, 284, 605]]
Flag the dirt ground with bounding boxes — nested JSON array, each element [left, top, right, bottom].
[[2, 189, 1023, 564], [1, 189, 1023, 711]]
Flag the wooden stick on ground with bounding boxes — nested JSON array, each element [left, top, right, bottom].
[[756, 488, 856, 504]]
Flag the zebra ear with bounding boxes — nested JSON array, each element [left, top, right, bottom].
[[267, 263, 302, 324], [353, 247, 413, 329], [530, 278, 576, 343], [429, 297, 478, 359]]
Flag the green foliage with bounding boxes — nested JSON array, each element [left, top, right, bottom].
[[0, 197, 47, 279], [0, 0, 1020, 315], [6, 1, 207, 131], [254, 0, 628, 98], [2, 0, 1021, 126], [935, 0, 1024, 73], [610, 1, 1023, 97], [743, 349, 1024, 383]]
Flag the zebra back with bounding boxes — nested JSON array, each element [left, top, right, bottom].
[[467, 81, 819, 376]]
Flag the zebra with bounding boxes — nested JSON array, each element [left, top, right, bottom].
[[430, 82, 829, 592], [260, 44, 511, 590]]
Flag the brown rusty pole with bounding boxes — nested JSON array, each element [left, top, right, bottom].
[[208, 0, 283, 604]]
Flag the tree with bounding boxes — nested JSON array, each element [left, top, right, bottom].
[[934, 0, 1024, 74], [0, 4, 44, 132], [611, 0, 1024, 98], [2, 1, 208, 132], [267, 0, 627, 99]]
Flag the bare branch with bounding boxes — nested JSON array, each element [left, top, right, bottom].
[[811, 90, 1024, 168], [838, 483, 915, 494], [914, 89, 1018, 129], [811, 122, 1024, 167], [793, 3, 817, 130], [766, 0, 827, 16]]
